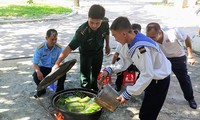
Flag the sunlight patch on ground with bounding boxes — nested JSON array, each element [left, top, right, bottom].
[[7, 50, 24, 53], [0, 45, 14, 51], [0, 67, 18, 71], [17, 71, 31, 74], [127, 107, 139, 119], [183, 109, 199, 115], [127, 107, 139, 112], [12, 28, 43, 35], [0, 109, 10, 112], [22, 81, 32, 84], [15, 117, 30, 120], [0, 86, 9, 89], [143, 4, 200, 27], [0, 93, 8, 95], [0, 98, 14, 104], [17, 60, 32, 65]]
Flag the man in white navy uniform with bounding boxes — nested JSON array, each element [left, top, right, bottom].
[[146, 22, 197, 109], [99, 17, 172, 120], [111, 23, 141, 91]]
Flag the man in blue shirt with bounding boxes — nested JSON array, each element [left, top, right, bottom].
[[32, 29, 66, 98]]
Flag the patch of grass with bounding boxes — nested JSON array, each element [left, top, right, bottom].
[[0, 4, 72, 18]]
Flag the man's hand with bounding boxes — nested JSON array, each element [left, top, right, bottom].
[[97, 77, 104, 90], [187, 57, 195, 65], [97, 71, 109, 90], [101, 71, 108, 78], [116, 95, 127, 105], [52, 64, 59, 72], [36, 71, 44, 81], [105, 46, 110, 55]]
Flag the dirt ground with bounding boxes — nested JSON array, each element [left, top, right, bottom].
[[0, 51, 200, 120]]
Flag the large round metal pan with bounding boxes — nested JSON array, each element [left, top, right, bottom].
[[52, 88, 102, 120]]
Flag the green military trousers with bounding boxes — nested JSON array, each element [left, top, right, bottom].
[[80, 51, 103, 91]]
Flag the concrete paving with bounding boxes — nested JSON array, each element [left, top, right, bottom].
[[0, 0, 200, 120], [1, 0, 200, 60]]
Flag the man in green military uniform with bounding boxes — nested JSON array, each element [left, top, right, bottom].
[[53, 4, 110, 91]]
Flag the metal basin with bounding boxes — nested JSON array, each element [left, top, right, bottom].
[[95, 84, 120, 112]]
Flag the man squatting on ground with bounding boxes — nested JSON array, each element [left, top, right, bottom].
[[100, 17, 172, 120], [111, 23, 141, 92], [53, 4, 110, 91], [146, 22, 197, 109], [32, 29, 66, 98]]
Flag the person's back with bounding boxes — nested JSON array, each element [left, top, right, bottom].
[[160, 27, 186, 58]]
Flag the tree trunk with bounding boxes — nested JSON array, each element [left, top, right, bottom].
[[74, 0, 80, 7], [174, 0, 187, 8]]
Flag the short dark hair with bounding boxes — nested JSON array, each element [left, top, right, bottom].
[[88, 4, 105, 19], [146, 22, 161, 33], [110, 16, 132, 31], [131, 23, 141, 32], [46, 29, 58, 37]]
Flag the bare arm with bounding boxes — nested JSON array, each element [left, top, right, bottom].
[[105, 34, 110, 55], [185, 35, 195, 65], [54, 45, 72, 67], [111, 52, 119, 64]]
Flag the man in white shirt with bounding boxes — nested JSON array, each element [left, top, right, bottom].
[[146, 22, 197, 109], [111, 23, 141, 91], [99, 17, 172, 120]]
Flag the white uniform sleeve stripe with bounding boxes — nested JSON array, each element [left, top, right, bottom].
[[122, 90, 132, 100], [103, 67, 113, 75]]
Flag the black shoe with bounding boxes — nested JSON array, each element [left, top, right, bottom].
[[188, 99, 197, 109], [91, 88, 98, 92], [34, 94, 40, 98], [34, 90, 46, 98]]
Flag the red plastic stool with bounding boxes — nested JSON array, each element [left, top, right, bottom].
[[122, 71, 137, 86], [98, 71, 112, 85]]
